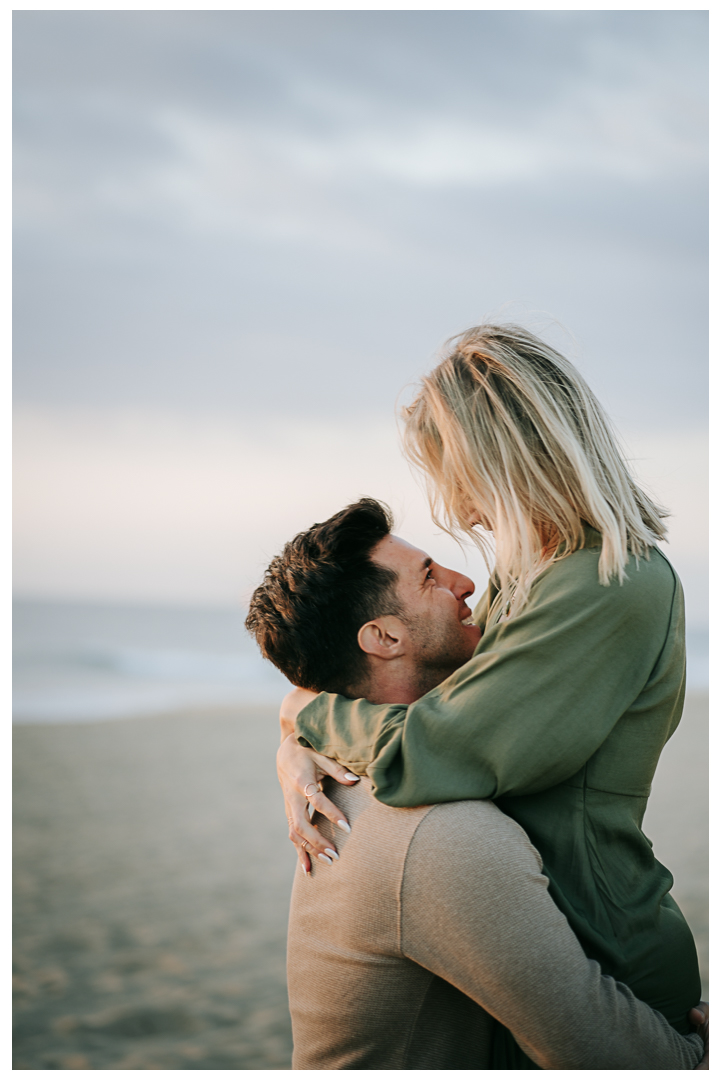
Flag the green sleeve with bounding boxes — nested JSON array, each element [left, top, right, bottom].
[[295, 548, 679, 806]]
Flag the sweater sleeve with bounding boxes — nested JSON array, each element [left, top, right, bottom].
[[296, 547, 680, 806], [400, 801, 702, 1070]]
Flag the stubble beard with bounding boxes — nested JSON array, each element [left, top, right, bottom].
[[404, 613, 475, 698]]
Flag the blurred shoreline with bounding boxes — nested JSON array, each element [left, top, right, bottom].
[[12, 597, 709, 725], [13, 695, 708, 1070], [12, 598, 293, 724]]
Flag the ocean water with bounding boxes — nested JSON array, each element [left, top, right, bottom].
[[12, 598, 709, 724], [13, 599, 292, 723]]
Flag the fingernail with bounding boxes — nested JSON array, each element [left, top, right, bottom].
[[324, 848, 339, 861], [317, 853, 333, 866], [344, 773, 360, 781], [337, 820, 351, 834], [302, 865, 309, 875]]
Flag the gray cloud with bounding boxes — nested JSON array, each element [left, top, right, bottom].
[[13, 11, 708, 428]]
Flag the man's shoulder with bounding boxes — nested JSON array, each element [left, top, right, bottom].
[[325, 783, 540, 869], [322, 777, 439, 860], [399, 801, 548, 950], [409, 799, 543, 875]]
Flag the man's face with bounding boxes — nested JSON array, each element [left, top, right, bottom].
[[370, 534, 481, 673]]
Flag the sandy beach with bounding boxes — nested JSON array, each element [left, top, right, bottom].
[[13, 694, 708, 1070]]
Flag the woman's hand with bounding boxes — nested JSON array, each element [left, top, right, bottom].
[[277, 731, 360, 874], [690, 1002, 709, 1069]]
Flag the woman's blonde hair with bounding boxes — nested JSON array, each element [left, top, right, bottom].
[[402, 323, 668, 619]]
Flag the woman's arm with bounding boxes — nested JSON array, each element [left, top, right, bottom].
[[296, 547, 682, 806], [278, 689, 360, 872], [280, 687, 318, 742]]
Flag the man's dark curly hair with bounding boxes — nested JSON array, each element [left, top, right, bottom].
[[245, 498, 402, 695]]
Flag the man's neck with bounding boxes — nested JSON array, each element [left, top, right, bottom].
[[353, 661, 457, 706]]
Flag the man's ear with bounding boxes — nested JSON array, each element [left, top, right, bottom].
[[357, 616, 407, 660]]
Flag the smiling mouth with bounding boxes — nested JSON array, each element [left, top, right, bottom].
[[461, 615, 475, 626]]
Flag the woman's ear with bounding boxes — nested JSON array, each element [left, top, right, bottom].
[[357, 617, 405, 659]]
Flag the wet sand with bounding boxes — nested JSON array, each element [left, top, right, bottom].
[[13, 695, 708, 1070]]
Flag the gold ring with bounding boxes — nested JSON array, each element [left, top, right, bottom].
[[301, 840, 309, 851], [304, 782, 322, 800]]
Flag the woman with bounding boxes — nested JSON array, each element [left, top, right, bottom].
[[276, 323, 702, 1061]]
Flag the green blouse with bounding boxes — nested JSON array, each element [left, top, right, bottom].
[[296, 531, 701, 1037]]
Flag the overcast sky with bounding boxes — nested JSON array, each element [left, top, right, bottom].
[[13, 11, 708, 621]]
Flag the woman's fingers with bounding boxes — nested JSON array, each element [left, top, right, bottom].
[[286, 793, 340, 865], [307, 789, 352, 833], [307, 749, 361, 787], [283, 794, 314, 875], [277, 736, 355, 832], [277, 732, 358, 870]]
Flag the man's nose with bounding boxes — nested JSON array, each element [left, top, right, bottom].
[[436, 564, 475, 601], [454, 572, 475, 602]]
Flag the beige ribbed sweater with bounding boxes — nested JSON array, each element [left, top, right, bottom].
[[287, 779, 702, 1070]]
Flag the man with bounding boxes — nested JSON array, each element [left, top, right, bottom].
[[246, 499, 706, 1069]]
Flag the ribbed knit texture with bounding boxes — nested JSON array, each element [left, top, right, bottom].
[[287, 779, 702, 1070]]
